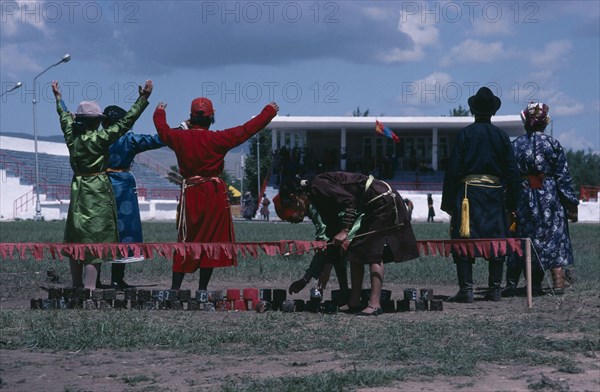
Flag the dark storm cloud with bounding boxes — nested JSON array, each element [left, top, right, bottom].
[[2, 1, 411, 74]]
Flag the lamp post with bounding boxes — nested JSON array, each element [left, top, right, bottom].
[[240, 151, 245, 204], [32, 54, 71, 221], [257, 135, 261, 210], [0, 82, 22, 98]]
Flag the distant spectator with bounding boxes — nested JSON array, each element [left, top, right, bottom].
[[427, 193, 435, 222], [242, 191, 256, 220], [260, 194, 271, 221]]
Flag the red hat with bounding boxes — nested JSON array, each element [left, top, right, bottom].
[[190, 97, 214, 116]]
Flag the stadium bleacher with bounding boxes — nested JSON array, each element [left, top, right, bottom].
[[0, 150, 179, 201]]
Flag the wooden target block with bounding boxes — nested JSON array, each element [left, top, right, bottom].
[[320, 300, 337, 314], [113, 299, 127, 309], [233, 299, 247, 311], [47, 288, 62, 300], [211, 290, 224, 303], [188, 300, 199, 311], [380, 289, 392, 302], [30, 299, 42, 310], [152, 290, 174, 302], [97, 300, 111, 310], [157, 300, 168, 310], [281, 300, 296, 313], [429, 299, 444, 311], [396, 299, 413, 312], [415, 299, 428, 311], [41, 299, 57, 310], [255, 300, 271, 313], [177, 290, 191, 302], [196, 290, 209, 303], [259, 288, 272, 302], [102, 289, 117, 301], [62, 287, 75, 300], [420, 288, 434, 301], [243, 288, 259, 301], [404, 288, 417, 301], [293, 299, 305, 312], [272, 289, 287, 311], [91, 289, 103, 301], [124, 288, 137, 301], [170, 300, 183, 311], [137, 289, 151, 302], [310, 288, 322, 302], [76, 288, 91, 301], [226, 288, 241, 301], [382, 300, 396, 313]]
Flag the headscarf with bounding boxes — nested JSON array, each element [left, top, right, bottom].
[[521, 102, 550, 132]]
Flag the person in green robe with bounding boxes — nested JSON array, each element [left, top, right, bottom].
[[51, 80, 153, 289]]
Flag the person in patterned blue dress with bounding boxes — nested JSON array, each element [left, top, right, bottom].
[[503, 102, 579, 297], [100, 106, 165, 289]]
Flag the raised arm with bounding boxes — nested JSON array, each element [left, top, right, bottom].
[[52, 81, 74, 142], [210, 102, 279, 151], [98, 80, 152, 148], [153, 102, 175, 146]]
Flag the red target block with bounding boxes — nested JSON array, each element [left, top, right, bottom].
[[243, 288, 259, 301], [226, 288, 241, 301]]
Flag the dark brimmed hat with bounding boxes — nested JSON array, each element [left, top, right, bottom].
[[468, 87, 501, 116], [76, 101, 105, 118]]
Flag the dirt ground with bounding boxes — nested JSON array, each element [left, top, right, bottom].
[[1, 281, 599, 392]]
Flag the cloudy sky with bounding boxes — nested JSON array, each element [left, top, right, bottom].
[[1, 1, 599, 152]]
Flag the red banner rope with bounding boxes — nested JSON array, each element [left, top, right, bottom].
[[0, 239, 524, 262]]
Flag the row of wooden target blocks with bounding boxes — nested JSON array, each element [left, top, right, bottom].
[[30, 287, 442, 312]]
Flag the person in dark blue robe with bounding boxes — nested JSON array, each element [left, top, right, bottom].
[[101, 106, 165, 288], [441, 87, 521, 303], [503, 102, 578, 296]]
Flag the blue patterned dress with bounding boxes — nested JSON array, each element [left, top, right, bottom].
[[508, 132, 578, 270], [107, 133, 164, 244]]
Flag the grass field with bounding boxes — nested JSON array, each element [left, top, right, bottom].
[[0, 221, 599, 392]]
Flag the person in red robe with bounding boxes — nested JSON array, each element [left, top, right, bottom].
[[154, 98, 279, 290]]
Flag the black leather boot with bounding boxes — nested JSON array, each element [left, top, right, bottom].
[[446, 257, 474, 303], [198, 268, 214, 291], [171, 272, 185, 290], [484, 258, 504, 301], [111, 263, 132, 289], [501, 263, 522, 297], [531, 268, 545, 296]]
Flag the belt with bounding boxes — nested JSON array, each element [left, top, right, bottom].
[[364, 177, 401, 226], [523, 173, 545, 189], [462, 174, 500, 185], [106, 168, 130, 173], [178, 175, 225, 242], [74, 171, 106, 177]]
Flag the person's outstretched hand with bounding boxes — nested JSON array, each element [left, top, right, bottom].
[[139, 80, 153, 99], [269, 102, 279, 113], [156, 102, 167, 111], [51, 81, 61, 101]]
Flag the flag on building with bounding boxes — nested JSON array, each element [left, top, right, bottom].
[[375, 120, 400, 143]]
